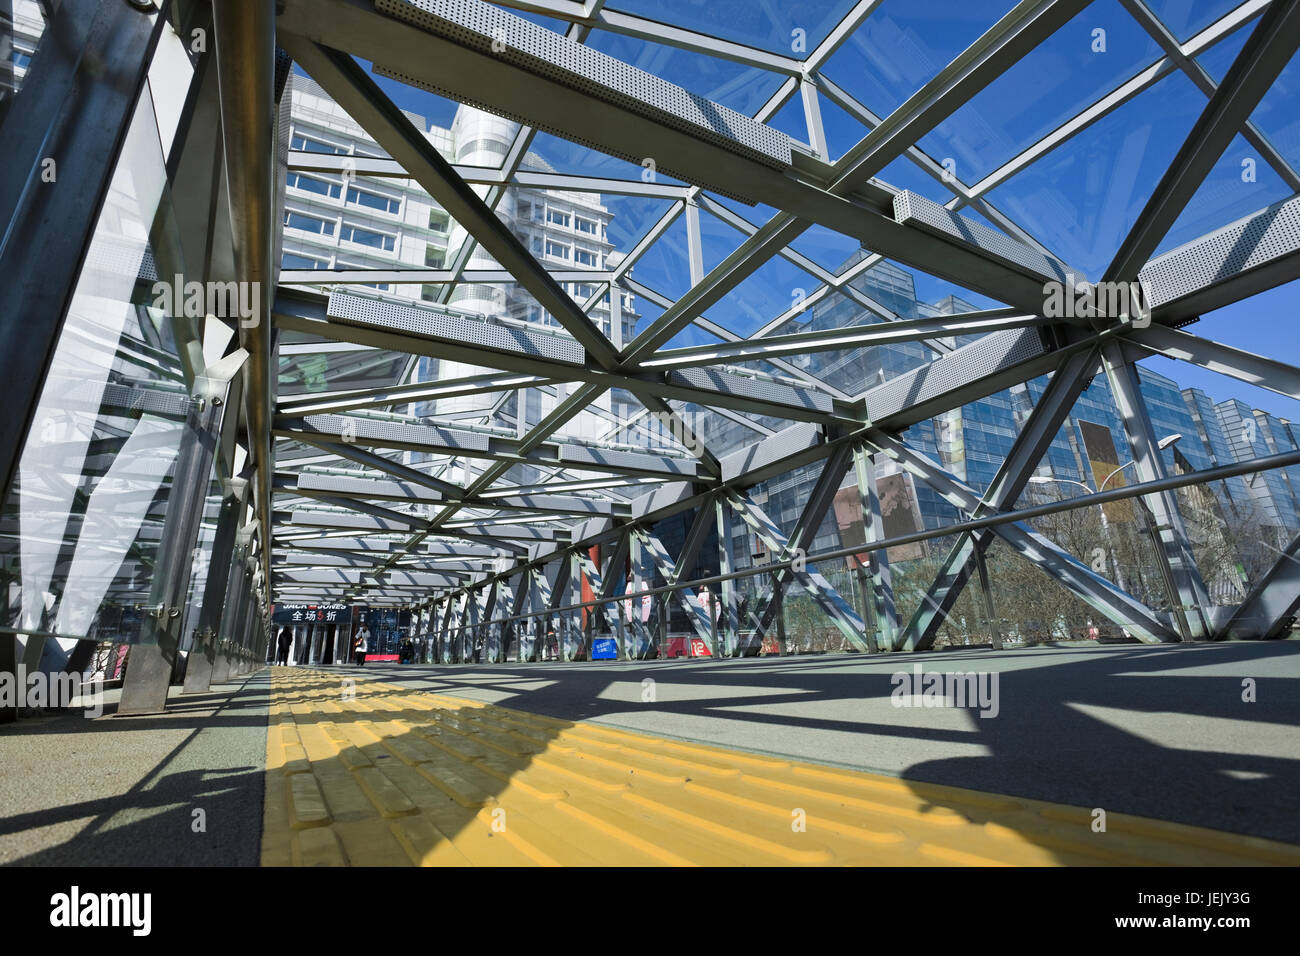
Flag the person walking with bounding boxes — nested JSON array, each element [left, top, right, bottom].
[[276, 626, 293, 666], [353, 625, 370, 666]]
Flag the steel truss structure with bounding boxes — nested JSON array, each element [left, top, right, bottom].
[[4, 0, 1300, 714]]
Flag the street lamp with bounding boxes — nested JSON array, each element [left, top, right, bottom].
[[1028, 433, 1183, 496], [1096, 433, 1183, 492], [1028, 473, 1129, 593]]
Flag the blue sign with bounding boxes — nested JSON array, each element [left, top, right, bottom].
[[591, 637, 617, 660]]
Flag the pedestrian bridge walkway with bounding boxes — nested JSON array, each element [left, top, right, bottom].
[[262, 667, 1300, 866]]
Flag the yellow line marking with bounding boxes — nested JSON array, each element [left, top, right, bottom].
[[260, 668, 1300, 867]]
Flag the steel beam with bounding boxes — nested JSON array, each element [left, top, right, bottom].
[[213, 0, 277, 600], [726, 445, 873, 652], [639, 310, 1047, 371], [1218, 530, 1300, 639], [852, 446, 897, 651], [183, 477, 251, 694], [119, 370, 238, 715], [276, 414, 704, 481], [1106, 0, 1300, 282], [278, 371, 552, 417], [277, 290, 846, 424], [897, 345, 1102, 649], [636, 528, 715, 652], [868, 431, 1182, 644], [279, 34, 620, 369], [1101, 343, 1212, 638]]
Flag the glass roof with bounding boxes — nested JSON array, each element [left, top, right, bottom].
[[263, 0, 1300, 604]]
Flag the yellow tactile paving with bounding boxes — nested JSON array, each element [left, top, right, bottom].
[[261, 668, 1300, 866]]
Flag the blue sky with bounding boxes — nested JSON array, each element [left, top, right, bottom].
[[297, 2, 1300, 421]]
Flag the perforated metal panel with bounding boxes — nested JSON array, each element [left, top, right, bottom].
[[327, 289, 585, 365], [559, 444, 699, 476], [669, 367, 834, 414], [720, 421, 822, 482], [893, 191, 1074, 285], [96, 383, 189, 418], [280, 536, 402, 551], [84, 236, 158, 283], [632, 481, 694, 520], [290, 511, 406, 531], [1139, 194, 1300, 309], [510, 493, 608, 514], [372, 0, 790, 201], [278, 569, 363, 584], [382, 570, 461, 587], [296, 472, 440, 502], [451, 524, 553, 540], [376, 0, 788, 165], [297, 413, 491, 452], [864, 328, 1048, 424]]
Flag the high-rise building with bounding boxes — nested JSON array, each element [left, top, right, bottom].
[[279, 73, 636, 443], [713, 248, 1300, 602]]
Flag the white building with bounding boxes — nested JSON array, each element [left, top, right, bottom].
[[281, 73, 637, 441]]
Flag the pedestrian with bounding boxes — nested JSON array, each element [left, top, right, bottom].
[[276, 626, 293, 666], [354, 625, 370, 666]]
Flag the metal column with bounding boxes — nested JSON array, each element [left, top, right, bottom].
[[184, 476, 250, 693], [1103, 343, 1212, 639], [715, 495, 739, 657], [211, 529, 252, 686], [119, 371, 238, 716], [852, 446, 897, 652]]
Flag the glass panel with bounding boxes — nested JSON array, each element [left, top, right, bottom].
[[669, 401, 773, 458], [713, 254, 820, 338], [788, 221, 864, 273], [1246, 44, 1300, 174], [821, 0, 1011, 121], [918, 0, 1163, 187], [986, 70, 1204, 279], [1144, 0, 1244, 43], [178, 479, 223, 651], [1155, 133, 1292, 258], [874, 154, 955, 205], [0, 84, 191, 659], [278, 338, 412, 395], [1192, 14, 1254, 83], [524, 129, 671, 181]]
